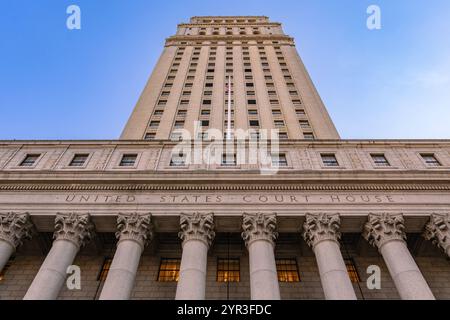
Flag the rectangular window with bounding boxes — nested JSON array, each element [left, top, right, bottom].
[[304, 132, 314, 140], [201, 109, 210, 116], [203, 100, 211, 105], [153, 110, 163, 116], [174, 121, 185, 128], [217, 258, 240, 282], [272, 109, 282, 116], [20, 154, 40, 167], [272, 154, 288, 167], [249, 120, 260, 127], [221, 153, 237, 166], [177, 110, 187, 116], [371, 154, 390, 167], [69, 154, 89, 167], [296, 109, 306, 116], [0, 257, 14, 281], [157, 258, 181, 282], [97, 258, 113, 281], [276, 258, 300, 282], [247, 99, 257, 105], [205, 83, 213, 87], [119, 154, 137, 167], [299, 120, 310, 129], [278, 132, 288, 140], [321, 154, 339, 167], [149, 121, 160, 128], [345, 258, 361, 283], [248, 109, 258, 115], [421, 154, 441, 167], [144, 133, 156, 140], [274, 120, 285, 127], [201, 120, 210, 127], [170, 152, 186, 166]]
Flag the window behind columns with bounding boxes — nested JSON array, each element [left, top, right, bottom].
[[157, 258, 181, 282], [344, 258, 361, 283], [97, 257, 113, 281], [217, 258, 240, 282], [276, 258, 300, 282], [0, 256, 15, 281]]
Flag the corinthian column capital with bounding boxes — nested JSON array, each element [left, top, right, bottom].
[[423, 213, 450, 256], [302, 213, 341, 249], [178, 212, 215, 248], [116, 213, 153, 250], [54, 212, 95, 249], [363, 213, 406, 249], [241, 213, 278, 247], [0, 212, 34, 250]]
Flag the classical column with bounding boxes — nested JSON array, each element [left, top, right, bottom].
[[99, 213, 153, 300], [363, 213, 435, 300], [175, 212, 215, 300], [242, 213, 280, 300], [23, 213, 94, 300], [0, 212, 34, 271], [423, 213, 450, 257], [303, 213, 357, 300]]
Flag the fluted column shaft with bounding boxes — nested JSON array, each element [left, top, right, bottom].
[[24, 213, 94, 300], [242, 213, 280, 300], [99, 213, 153, 300], [0, 212, 33, 271], [176, 213, 215, 300], [364, 213, 435, 300], [303, 213, 357, 300]]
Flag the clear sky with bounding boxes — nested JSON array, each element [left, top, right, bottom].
[[1, 0, 449, 140]]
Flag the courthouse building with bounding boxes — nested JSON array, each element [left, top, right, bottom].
[[0, 16, 450, 300]]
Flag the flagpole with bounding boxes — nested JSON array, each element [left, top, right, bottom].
[[227, 75, 231, 140]]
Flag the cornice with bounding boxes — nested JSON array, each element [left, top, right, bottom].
[[165, 35, 294, 44], [0, 183, 449, 191], [178, 23, 282, 27]]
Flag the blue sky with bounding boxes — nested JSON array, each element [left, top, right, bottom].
[[0, 0, 449, 140]]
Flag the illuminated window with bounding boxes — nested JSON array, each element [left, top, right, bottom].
[[345, 258, 361, 283], [157, 258, 181, 282], [217, 258, 240, 282], [0, 257, 14, 281], [276, 258, 300, 282], [97, 258, 112, 281]]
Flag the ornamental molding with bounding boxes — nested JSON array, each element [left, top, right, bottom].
[[0, 212, 34, 249], [116, 213, 153, 250], [423, 213, 450, 256], [363, 213, 406, 249], [0, 183, 448, 191], [303, 213, 341, 249], [178, 212, 215, 248], [241, 212, 278, 247], [54, 212, 95, 248]]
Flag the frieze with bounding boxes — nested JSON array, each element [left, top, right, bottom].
[[0, 192, 448, 205]]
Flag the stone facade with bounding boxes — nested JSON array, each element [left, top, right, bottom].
[[0, 16, 449, 300]]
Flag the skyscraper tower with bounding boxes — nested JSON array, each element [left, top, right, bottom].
[[121, 16, 339, 141]]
